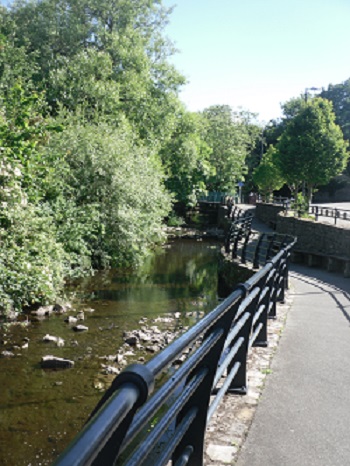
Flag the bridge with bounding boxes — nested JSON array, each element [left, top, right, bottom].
[[53, 204, 350, 466]]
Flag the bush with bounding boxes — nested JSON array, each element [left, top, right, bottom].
[[0, 161, 67, 311], [46, 118, 172, 268]]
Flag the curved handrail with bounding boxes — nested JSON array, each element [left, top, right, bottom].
[[53, 235, 296, 466]]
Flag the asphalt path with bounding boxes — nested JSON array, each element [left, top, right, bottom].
[[236, 263, 350, 466]]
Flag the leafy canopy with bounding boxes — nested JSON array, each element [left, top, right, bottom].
[[277, 97, 349, 201]]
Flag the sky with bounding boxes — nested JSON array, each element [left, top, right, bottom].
[[163, 0, 350, 123]]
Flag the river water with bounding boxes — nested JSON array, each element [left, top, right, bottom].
[[0, 239, 221, 466]]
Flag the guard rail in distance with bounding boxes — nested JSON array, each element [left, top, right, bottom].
[[309, 205, 350, 224], [53, 238, 296, 466], [262, 198, 350, 225]]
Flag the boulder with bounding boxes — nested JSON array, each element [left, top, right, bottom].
[[73, 325, 88, 332], [1, 350, 15, 358], [31, 306, 53, 317], [40, 355, 74, 369], [53, 303, 71, 314], [42, 334, 65, 347], [101, 365, 120, 375], [64, 316, 78, 324], [146, 345, 160, 353], [125, 335, 138, 346]]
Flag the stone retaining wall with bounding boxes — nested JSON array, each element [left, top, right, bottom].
[[275, 215, 350, 257], [256, 203, 350, 276], [255, 203, 284, 228]]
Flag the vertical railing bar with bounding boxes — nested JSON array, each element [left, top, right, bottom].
[[124, 369, 208, 466], [156, 408, 198, 466], [213, 337, 244, 387], [207, 361, 241, 421]]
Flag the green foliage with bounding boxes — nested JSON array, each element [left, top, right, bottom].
[[277, 97, 349, 203], [202, 105, 259, 192], [0, 0, 263, 313], [160, 110, 212, 207], [0, 156, 67, 312], [46, 117, 172, 267], [320, 79, 350, 141], [4, 0, 185, 144], [253, 146, 285, 201], [292, 193, 309, 216], [0, 0, 180, 313]]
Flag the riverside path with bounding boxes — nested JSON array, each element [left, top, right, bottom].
[[235, 208, 350, 466]]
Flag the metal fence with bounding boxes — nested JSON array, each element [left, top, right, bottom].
[[198, 191, 235, 204], [53, 230, 296, 466], [264, 198, 350, 225], [309, 205, 350, 225]]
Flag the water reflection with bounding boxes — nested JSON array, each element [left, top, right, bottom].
[[0, 239, 220, 466]]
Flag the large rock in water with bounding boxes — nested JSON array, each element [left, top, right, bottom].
[[41, 355, 74, 369]]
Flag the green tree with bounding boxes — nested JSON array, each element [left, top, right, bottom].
[[160, 110, 212, 208], [45, 117, 172, 267], [320, 79, 350, 141], [0, 85, 67, 312], [4, 0, 185, 144], [253, 146, 285, 201], [277, 97, 349, 204], [201, 105, 258, 193]]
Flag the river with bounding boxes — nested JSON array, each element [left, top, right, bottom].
[[0, 239, 220, 466]]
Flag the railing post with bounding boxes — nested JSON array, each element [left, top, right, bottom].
[[253, 233, 265, 269], [231, 224, 241, 259], [172, 293, 244, 466], [241, 229, 252, 264], [226, 284, 257, 394], [253, 269, 274, 347], [277, 251, 290, 304]]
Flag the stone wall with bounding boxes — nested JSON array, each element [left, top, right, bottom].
[[256, 203, 350, 276], [275, 215, 350, 257], [255, 203, 285, 229]]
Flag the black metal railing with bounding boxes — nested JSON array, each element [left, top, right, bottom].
[[309, 205, 350, 225], [198, 191, 235, 204], [53, 235, 296, 466], [224, 214, 254, 259], [260, 198, 350, 225]]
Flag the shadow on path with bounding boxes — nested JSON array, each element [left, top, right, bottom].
[[291, 265, 350, 326]]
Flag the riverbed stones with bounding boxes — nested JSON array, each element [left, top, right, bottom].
[[73, 325, 88, 332], [64, 316, 78, 324], [101, 364, 120, 375], [145, 345, 160, 353], [52, 303, 71, 314], [1, 350, 15, 358], [123, 332, 138, 346], [42, 334, 65, 347], [76, 311, 85, 321], [31, 305, 53, 317], [41, 355, 74, 369], [115, 354, 127, 364], [5, 310, 19, 321]]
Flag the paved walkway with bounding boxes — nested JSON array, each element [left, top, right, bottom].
[[236, 263, 350, 465], [230, 204, 350, 465]]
